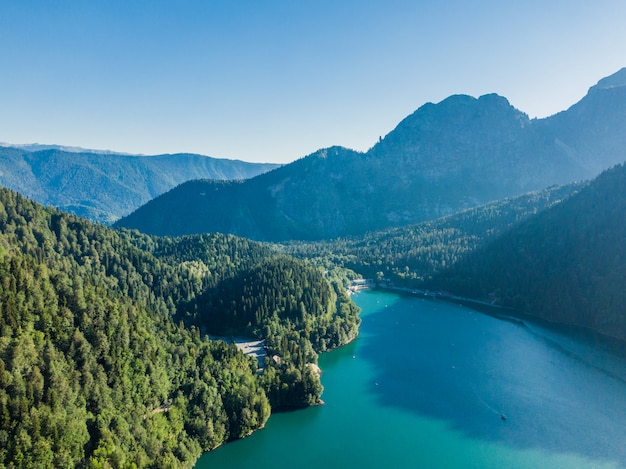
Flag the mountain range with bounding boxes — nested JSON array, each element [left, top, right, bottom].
[[0, 145, 278, 224], [0, 142, 137, 155], [2, 69, 626, 467], [116, 68, 626, 241]]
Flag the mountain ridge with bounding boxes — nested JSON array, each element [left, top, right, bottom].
[[0, 146, 279, 224], [117, 69, 626, 241], [0, 142, 141, 155]]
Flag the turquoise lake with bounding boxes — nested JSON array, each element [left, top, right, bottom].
[[196, 290, 626, 468]]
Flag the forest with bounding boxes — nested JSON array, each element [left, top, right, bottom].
[[284, 182, 581, 289], [431, 163, 626, 341], [0, 187, 359, 468]]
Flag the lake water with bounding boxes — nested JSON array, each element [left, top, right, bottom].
[[195, 290, 626, 468]]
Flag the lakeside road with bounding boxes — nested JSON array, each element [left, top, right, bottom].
[[372, 284, 518, 316]]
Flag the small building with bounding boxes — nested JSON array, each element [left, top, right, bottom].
[[349, 278, 374, 291]]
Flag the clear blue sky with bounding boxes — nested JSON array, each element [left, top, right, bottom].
[[1, 0, 625, 163]]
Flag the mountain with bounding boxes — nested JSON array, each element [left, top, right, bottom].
[[435, 163, 626, 341], [0, 146, 279, 224], [285, 162, 626, 341], [116, 69, 626, 241], [0, 142, 136, 155]]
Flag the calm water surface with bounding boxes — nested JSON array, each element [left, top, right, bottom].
[[196, 290, 626, 468]]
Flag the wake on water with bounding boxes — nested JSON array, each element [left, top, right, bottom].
[[472, 389, 507, 420]]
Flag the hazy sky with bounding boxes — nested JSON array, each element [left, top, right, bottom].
[[1, 1, 625, 163]]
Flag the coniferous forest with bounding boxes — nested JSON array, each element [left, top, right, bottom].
[[0, 187, 359, 468], [284, 182, 581, 288], [431, 163, 626, 341]]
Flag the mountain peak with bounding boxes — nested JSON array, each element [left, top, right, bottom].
[[375, 91, 527, 151], [589, 67, 626, 92]]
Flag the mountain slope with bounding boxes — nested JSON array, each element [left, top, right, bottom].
[[0, 142, 135, 154], [0, 146, 278, 224], [283, 181, 583, 285], [435, 163, 626, 341], [116, 147, 368, 239], [117, 69, 626, 241], [285, 163, 626, 341]]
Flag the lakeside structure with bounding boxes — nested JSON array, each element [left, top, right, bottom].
[[349, 278, 374, 292]]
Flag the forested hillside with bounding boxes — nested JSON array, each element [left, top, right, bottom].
[[433, 163, 626, 341], [284, 182, 581, 287], [0, 187, 359, 468], [286, 163, 626, 342]]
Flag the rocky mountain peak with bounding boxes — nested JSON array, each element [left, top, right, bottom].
[[589, 67, 626, 92]]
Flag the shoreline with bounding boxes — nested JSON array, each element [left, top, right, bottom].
[[199, 298, 362, 464], [370, 284, 626, 352]]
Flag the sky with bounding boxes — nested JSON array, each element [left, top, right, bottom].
[[1, 1, 625, 164]]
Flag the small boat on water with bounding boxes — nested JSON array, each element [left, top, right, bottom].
[[501, 414, 507, 421]]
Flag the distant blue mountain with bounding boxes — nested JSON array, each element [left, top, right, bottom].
[[0, 146, 278, 224], [0, 143, 138, 155]]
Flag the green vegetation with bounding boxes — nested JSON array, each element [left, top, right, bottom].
[[284, 182, 581, 289], [3, 147, 626, 467], [185, 256, 360, 409], [287, 163, 626, 341], [187, 256, 359, 351], [0, 187, 359, 468], [433, 163, 626, 341], [154, 235, 360, 409]]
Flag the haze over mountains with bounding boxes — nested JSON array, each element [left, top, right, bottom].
[[116, 68, 626, 241], [0, 143, 137, 155], [0, 145, 279, 224]]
